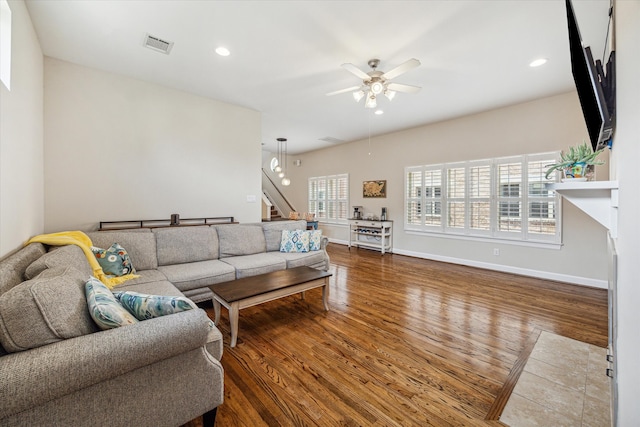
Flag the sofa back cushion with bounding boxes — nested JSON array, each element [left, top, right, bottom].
[[0, 243, 46, 296], [153, 226, 219, 266], [87, 230, 158, 270], [215, 225, 266, 258], [0, 267, 99, 352], [262, 220, 308, 252], [25, 244, 93, 280]]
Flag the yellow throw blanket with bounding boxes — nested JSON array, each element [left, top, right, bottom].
[[25, 230, 139, 289]]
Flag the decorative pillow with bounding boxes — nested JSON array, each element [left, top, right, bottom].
[[85, 276, 138, 330], [308, 229, 323, 251], [113, 291, 197, 320], [280, 229, 310, 253], [91, 243, 136, 277]]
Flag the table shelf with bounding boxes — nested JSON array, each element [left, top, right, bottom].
[[348, 219, 393, 255]]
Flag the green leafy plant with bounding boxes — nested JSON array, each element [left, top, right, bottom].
[[545, 142, 605, 179]]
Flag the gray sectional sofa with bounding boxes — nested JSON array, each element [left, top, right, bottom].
[[0, 220, 328, 426]]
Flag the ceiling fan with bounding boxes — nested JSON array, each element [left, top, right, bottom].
[[326, 58, 421, 109]]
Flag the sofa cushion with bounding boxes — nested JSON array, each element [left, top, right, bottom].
[[0, 267, 99, 352], [87, 230, 158, 271], [271, 251, 327, 269], [158, 260, 236, 292], [85, 276, 139, 330], [110, 269, 168, 287], [24, 244, 93, 280], [114, 291, 197, 320], [153, 226, 219, 266], [183, 287, 215, 304], [262, 220, 307, 252], [220, 253, 286, 279], [91, 243, 136, 277], [216, 224, 266, 257], [280, 229, 310, 253], [113, 279, 183, 297], [0, 243, 46, 296]]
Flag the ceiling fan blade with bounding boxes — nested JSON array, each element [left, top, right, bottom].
[[341, 63, 372, 81], [326, 86, 361, 96], [387, 83, 421, 93], [381, 58, 421, 80]]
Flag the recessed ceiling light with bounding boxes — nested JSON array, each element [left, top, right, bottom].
[[529, 58, 547, 67], [374, 110, 384, 115], [215, 47, 230, 57]]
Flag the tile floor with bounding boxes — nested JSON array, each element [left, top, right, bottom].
[[500, 331, 611, 427]]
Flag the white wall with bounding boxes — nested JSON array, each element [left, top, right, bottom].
[[44, 58, 262, 231], [286, 92, 610, 286], [611, 1, 640, 424], [0, 0, 43, 257]]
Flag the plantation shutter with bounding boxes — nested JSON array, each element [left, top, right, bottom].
[[469, 162, 492, 233], [446, 166, 466, 230]]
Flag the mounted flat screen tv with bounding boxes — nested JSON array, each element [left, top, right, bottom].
[[565, 0, 615, 151]]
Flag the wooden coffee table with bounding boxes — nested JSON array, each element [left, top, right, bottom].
[[208, 266, 332, 347]]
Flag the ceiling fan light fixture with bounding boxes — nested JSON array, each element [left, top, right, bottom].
[[278, 171, 285, 178], [365, 95, 377, 109], [353, 90, 365, 102], [370, 81, 384, 95], [281, 177, 291, 186], [384, 89, 396, 101]]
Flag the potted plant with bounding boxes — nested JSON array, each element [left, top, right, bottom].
[[545, 142, 605, 181]]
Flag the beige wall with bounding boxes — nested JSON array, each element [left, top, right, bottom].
[[286, 92, 609, 287], [43, 58, 262, 232], [0, 0, 43, 257], [611, 1, 640, 423]]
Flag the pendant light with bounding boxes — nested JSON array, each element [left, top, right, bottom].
[[274, 139, 282, 174], [277, 138, 290, 186]]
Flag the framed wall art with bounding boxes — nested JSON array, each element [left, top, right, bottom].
[[363, 180, 386, 198]]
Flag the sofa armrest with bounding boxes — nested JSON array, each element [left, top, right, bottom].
[[0, 308, 213, 419], [320, 236, 329, 250]]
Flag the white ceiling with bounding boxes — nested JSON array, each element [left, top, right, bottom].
[[24, 0, 612, 155]]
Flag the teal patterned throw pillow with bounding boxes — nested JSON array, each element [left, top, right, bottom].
[[308, 229, 322, 251], [280, 229, 310, 253], [85, 276, 138, 330], [113, 291, 197, 320], [91, 243, 136, 277]]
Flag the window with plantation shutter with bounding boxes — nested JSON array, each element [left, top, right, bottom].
[[526, 155, 558, 238], [446, 166, 466, 230], [469, 162, 491, 234], [405, 166, 442, 231], [496, 160, 523, 235], [404, 152, 560, 245], [308, 174, 349, 224]]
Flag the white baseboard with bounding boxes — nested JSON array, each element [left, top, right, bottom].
[[327, 238, 607, 289]]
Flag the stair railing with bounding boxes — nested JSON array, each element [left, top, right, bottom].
[[261, 168, 295, 217]]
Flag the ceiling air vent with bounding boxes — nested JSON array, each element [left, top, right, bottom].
[[143, 33, 174, 55], [319, 137, 345, 144]]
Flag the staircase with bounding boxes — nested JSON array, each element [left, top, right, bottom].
[[269, 206, 283, 220], [262, 168, 295, 222]]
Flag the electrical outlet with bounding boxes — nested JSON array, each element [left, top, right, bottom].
[[493, 248, 500, 256]]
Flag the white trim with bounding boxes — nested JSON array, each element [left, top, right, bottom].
[[0, 0, 11, 90], [327, 240, 605, 289]]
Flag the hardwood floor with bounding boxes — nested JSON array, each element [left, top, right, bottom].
[[188, 244, 607, 426]]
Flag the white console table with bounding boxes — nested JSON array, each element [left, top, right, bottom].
[[348, 219, 393, 255]]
